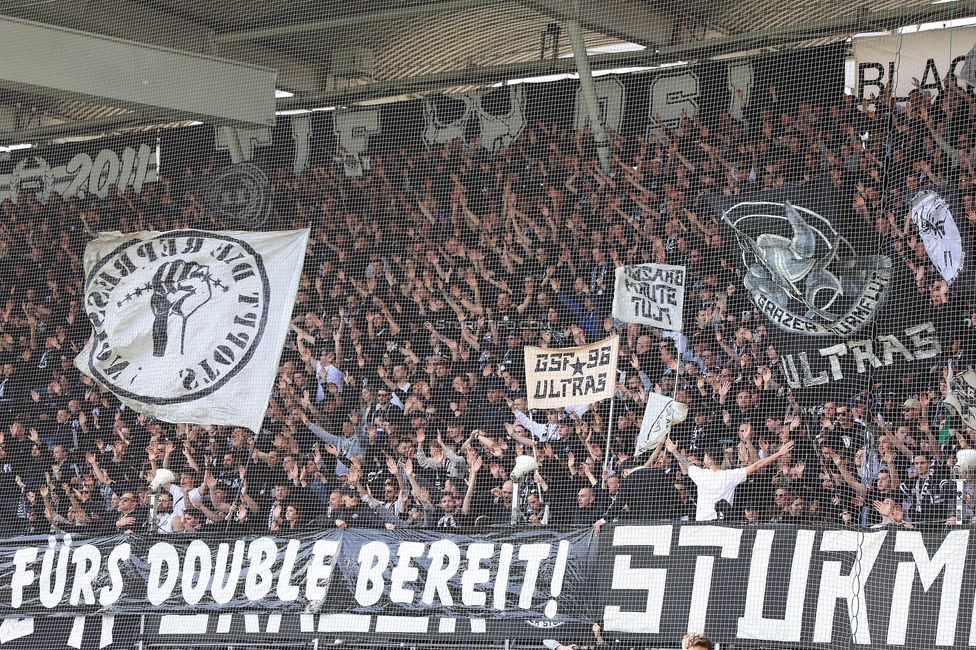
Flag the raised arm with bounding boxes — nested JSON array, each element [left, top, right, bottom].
[[664, 438, 691, 475], [744, 440, 794, 476]]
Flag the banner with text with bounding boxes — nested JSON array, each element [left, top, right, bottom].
[[0, 524, 973, 649], [612, 264, 686, 330], [853, 26, 976, 100], [0, 522, 976, 650], [711, 180, 951, 393], [524, 335, 619, 409], [76, 228, 309, 432]]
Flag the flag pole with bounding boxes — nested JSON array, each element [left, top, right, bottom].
[[602, 394, 615, 489]]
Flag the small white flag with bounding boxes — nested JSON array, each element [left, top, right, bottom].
[[635, 392, 689, 457], [611, 264, 686, 330]]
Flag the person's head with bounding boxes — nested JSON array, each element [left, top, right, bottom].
[[52, 444, 67, 462], [183, 508, 204, 529], [526, 492, 543, 512], [439, 493, 457, 514], [682, 632, 714, 650], [118, 491, 137, 513], [500, 481, 514, 505], [157, 492, 174, 513], [328, 490, 344, 510], [877, 471, 891, 492], [284, 502, 303, 526], [774, 487, 791, 509], [903, 398, 921, 421], [736, 390, 751, 410], [823, 401, 837, 419], [702, 446, 725, 470], [577, 487, 595, 508], [913, 454, 932, 477], [789, 497, 805, 518], [743, 504, 760, 522], [274, 482, 291, 501]]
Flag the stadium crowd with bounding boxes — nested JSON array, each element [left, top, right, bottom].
[[0, 77, 975, 537]]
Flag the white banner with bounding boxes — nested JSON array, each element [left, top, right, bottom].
[[524, 335, 619, 409], [635, 392, 688, 457], [853, 27, 976, 100], [611, 263, 685, 330], [77, 228, 309, 432]]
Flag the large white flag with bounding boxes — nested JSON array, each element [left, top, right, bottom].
[[524, 335, 619, 409], [76, 229, 309, 432], [611, 263, 686, 330], [635, 392, 688, 457]]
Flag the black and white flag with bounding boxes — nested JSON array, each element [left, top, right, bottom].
[[76, 229, 309, 431], [911, 186, 967, 286], [611, 263, 686, 330], [635, 392, 688, 457], [715, 183, 892, 338]]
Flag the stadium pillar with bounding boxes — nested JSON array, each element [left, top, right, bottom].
[[567, 0, 611, 173]]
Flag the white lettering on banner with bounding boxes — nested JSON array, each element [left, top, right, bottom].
[[677, 526, 742, 634], [727, 61, 754, 124], [422, 539, 461, 606], [390, 541, 425, 604], [493, 543, 514, 611], [574, 77, 626, 134], [647, 72, 699, 137], [10, 547, 37, 608], [0, 144, 157, 203], [603, 525, 672, 634], [182, 540, 213, 606], [211, 541, 246, 605], [612, 264, 686, 330], [347, 539, 562, 611], [737, 529, 815, 643], [39, 536, 71, 608], [356, 541, 389, 607], [244, 537, 278, 602], [333, 109, 381, 177], [813, 530, 887, 645], [305, 539, 340, 602], [69, 544, 102, 607], [461, 543, 494, 607], [887, 530, 969, 647], [147, 542, 180, 607], [780, 322, 941, 389], [99, 544, 130, 607], [517, 544, 551, 610], [276, 539, 303, 602]]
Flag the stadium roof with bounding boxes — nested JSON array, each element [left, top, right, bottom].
[[0, 0, 974, 146]]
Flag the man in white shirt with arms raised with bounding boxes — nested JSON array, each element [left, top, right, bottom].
[[666, 437, 794, 521]]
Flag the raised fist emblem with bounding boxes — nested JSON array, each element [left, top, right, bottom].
[[150, 260, 212, 356]]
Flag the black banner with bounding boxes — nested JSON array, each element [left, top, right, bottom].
[[147, 44, 845, 182], [0, 524, 974, 649], [711, 180, 951, 395], [0, 134, 158, 203]]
